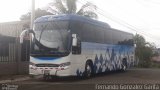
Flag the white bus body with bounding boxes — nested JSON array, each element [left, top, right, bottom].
[[21, 14, 135, 77]]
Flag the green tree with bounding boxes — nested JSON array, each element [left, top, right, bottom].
[[134, 34, 154, 68], [47, 0, 97, 19], [134, 34, 146, 47]]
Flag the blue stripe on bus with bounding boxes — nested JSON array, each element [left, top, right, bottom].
[[33, 57, 59, 61]]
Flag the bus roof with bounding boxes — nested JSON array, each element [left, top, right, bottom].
[[34, 14, 111, 28], [34, 14, 133, 36]]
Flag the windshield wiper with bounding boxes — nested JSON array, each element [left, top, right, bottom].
[[39, 25, 47, 42]]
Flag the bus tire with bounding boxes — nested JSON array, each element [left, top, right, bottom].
[[43, 75, 50, 80], [84, 61, 93, 78], [121, 58, 127, 71]]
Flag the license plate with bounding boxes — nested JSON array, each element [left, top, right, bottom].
[[44, 70, 50, 75]]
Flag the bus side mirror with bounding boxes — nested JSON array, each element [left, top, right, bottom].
[[72, 34, 81, 54], [134, 44, 137, 48], [72, 34, 78, 47], [20, 29, 34, 44]]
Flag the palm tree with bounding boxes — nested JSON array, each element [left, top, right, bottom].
[[47, 0, 98, 19]]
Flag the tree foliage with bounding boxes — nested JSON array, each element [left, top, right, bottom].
[[20, 8, 53, 21], [47, 0, 98, 19], [134, 34, 156, 68], [20, 0, 97, 21]]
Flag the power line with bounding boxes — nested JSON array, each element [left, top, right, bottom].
[[78, 0, 160, 42]]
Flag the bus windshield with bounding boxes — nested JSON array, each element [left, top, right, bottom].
[[31, 21, 71, 56]]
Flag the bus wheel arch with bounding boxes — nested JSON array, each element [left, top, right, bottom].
[[84, 60, 94, 78]]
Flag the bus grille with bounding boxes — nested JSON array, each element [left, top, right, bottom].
[[35, 64, 59, 67]]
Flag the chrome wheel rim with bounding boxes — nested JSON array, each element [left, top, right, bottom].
[[86, 65, 91, 77], [123, 65, 126, 71]]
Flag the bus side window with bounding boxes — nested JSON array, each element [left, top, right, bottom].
[[70, 21, 82, 38], [81, 23, 95, 42], [104, 29, 112, 44], [112, 30, 121, 44], [95, 27, 104, 43]]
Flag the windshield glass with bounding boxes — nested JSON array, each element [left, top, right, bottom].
[[31, 21, 71, 56]]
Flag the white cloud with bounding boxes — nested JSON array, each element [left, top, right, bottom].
[[0, 0, 159, 47]]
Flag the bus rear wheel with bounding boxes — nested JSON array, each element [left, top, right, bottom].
[[122, 64, 127, 71], [84, 61, 93, 78], [121, 59, 127, 71]]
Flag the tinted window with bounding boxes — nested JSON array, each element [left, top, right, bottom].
[[112, 30, 121, 44], [70, 20, 133, 46], [35, 21, 68, 31], [104, 29, 112, 44], [70, 21, 83, 38], [95, 27, 104, 43], [111, 29, 134, 46], [81, 23, 95, 42]]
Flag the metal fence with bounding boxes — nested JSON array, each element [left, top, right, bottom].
[[0, 35, 16, 62], [0, 21, 30, 75]]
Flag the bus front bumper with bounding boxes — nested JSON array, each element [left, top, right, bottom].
[[29, 67, 71, 77]]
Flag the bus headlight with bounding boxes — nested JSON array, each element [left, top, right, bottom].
[[29, 62, 37, 70], [59, 62, 71, 67]]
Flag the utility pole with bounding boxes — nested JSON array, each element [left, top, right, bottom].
[[31, 0, 35, 29]]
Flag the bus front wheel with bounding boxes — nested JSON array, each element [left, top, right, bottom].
[[43, 75, 51, 80], [84, 61, 93, 78]]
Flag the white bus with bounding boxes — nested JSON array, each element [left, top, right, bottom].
[[20, 14, 135, 79]]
